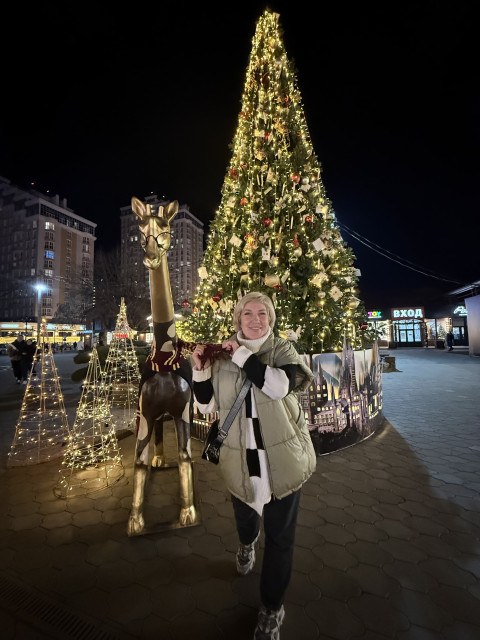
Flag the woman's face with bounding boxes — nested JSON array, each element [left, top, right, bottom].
[[240, 301, 270, 340]]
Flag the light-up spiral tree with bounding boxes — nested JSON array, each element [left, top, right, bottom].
[[102, 298, 141, 431], [8, 324, 71, 467], [179, 9, 367, 353], [55, 346, 124, 497]]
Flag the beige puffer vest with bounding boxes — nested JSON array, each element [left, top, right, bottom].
[[210, 334, 316, 502]]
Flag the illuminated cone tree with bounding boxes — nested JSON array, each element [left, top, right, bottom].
[[56, 346, 124, 497], [8, 324, 71, 467], [181, 9, 366, 353], [102, 298, 140, 431]]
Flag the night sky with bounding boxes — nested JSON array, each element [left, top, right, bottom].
[[1, 1, 478, 310]]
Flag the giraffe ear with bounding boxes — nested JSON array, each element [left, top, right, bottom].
[[165, 200, 179, 223], [132, 196, 148, 223]]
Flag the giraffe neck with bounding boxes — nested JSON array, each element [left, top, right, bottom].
[[149, 253, 176, 352]]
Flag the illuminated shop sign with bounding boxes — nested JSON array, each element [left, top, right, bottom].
[[453, 305, 467, 316], [367, 310, 383, 319], [391, 307, 424, 319]]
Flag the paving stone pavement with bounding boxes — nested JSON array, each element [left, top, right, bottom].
[[0, 348, 479, 639]]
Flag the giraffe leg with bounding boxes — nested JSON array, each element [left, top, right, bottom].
[[151, 416, 166, 467], [127, 408, 151, 536], [127, 462, 148, 536], [175, 415, 198, 526]]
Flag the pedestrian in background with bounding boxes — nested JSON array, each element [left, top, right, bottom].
[[7, 341, 22, 383], [446, 331, 454, 352], [21, 338, 37, 380]]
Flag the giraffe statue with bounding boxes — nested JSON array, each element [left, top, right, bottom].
[[127, 196, 199, 536]]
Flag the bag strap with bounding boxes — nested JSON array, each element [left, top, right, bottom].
[[215, 377, 252, 444]]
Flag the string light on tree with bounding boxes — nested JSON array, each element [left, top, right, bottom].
[[102, 298, 141, 432], [7, 322, 71, 467], [178, 9, 368, 352], [55, 345, 124, 498]]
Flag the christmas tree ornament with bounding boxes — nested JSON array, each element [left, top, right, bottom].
[[312, 237, 325, 252], [265, 273, 281, 287], [182, 299, 190, 307], [262, 217, 272, 226], [329, 286, 343, 301], [304, 214, 313, 223]]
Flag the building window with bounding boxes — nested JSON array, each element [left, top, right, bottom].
[[45, 221, 55, 230]]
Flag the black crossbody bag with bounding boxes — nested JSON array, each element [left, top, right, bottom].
[[201, 378, 252, 465]]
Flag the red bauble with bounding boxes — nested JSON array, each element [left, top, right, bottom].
[[240, 197, 248, 206], [212, 295, 221, 302], [291, 173, 301, 183], [262, 217, 272, 227], [360, 323, 368, 330], [182, 299, 189, 308], [292, 234, 300, 247], [304, 215, 313, 223], [193, 307, 198, 313], [229, 168, 238, 179]]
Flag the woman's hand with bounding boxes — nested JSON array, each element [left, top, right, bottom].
[[192, 344, 210, 370], [222, 340, 239, 356]]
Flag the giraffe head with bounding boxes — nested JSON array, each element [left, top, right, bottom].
[[132, 197, 179, 270]]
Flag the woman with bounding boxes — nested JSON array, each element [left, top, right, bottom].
[[192, 292, 316, 640]]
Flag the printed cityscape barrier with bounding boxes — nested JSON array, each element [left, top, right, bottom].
[[192, 342, 383, 456]]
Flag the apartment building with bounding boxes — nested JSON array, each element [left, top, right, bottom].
[[0, 176, 96, 321]]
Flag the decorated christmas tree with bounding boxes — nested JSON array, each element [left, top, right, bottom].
[[55, 346, 124, 497], [180, 9, 367, 353], [7, 324, 71, 467], [102, 298, 141, 431]]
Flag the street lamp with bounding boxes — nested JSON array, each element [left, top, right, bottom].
[[34, 283, 46, 344]]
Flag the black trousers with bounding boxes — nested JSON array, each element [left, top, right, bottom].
[[231, 489, 301, 611]]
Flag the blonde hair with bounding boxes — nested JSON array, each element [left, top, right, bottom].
[[232, 292, 276, 332]]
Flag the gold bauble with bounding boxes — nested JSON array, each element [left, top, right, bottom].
[[265, 274, 281, 288]]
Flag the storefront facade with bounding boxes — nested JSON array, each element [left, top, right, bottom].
[[366, 304, 469, 348]]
